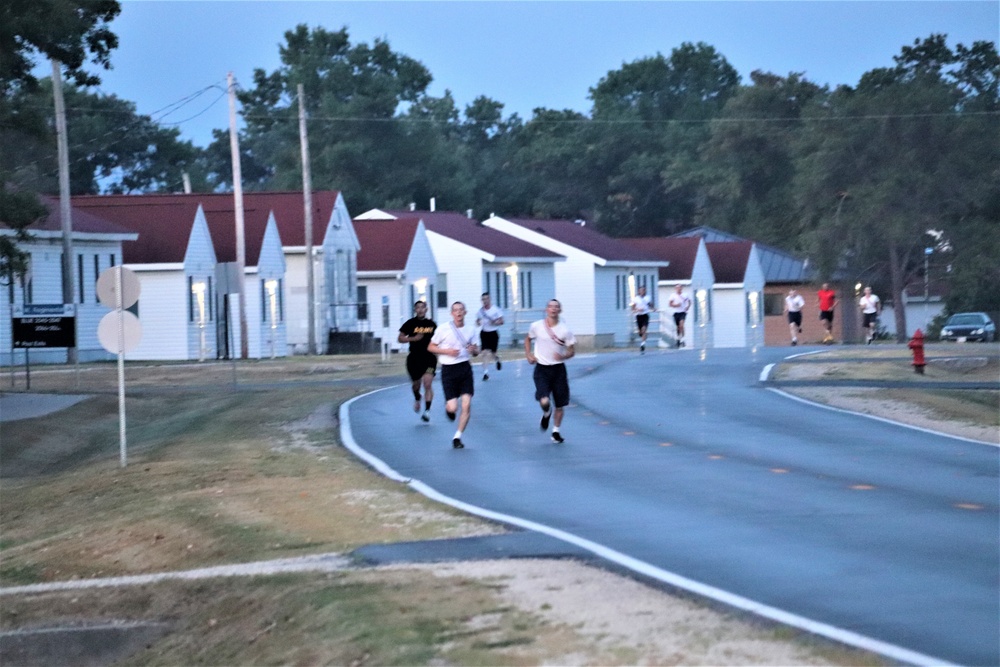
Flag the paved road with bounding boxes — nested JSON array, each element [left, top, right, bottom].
[[345, 347, 999, 666]]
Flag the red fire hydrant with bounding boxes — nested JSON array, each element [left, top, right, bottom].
[[908, 329, 926, 375]]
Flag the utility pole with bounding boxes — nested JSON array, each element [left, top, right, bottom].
[[51, 59, 77, 364], [227, 72, 249, 359], [298, 83, 316, 355]]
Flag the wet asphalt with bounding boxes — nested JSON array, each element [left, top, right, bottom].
[[345, 346, 1000, 666]]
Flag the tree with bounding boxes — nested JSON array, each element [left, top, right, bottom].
[[3, 80, 205, 195], [697, 71, 824, 246], [207, 24, 474, 212], [587, 43, 740, 236], [1, 0, 121, 283], [794, 35, 999, 340]]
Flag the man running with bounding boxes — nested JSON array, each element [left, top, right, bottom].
[[476, 292, 504, 380], [817, 283, 837, 344], [428, 302, 481, 449], [784, 288, 805, 346], [859, 286, 882, 344], [525, 299, 576, 444], [630, 285, 654, 353], [398, 300, 437, 422], [668, 284, 692, 348]]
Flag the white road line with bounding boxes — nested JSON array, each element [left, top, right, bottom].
[[766, 387, 999, 447], [340, 391, 959, 667]]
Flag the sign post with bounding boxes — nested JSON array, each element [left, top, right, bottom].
[[97, 266, 141, 468]]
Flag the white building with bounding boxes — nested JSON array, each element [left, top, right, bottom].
[[356, 209, 564, 349], [482, 216, 666, 348], [622, 236, 715, 349], [354, 217, 438, 352], [1, 196, 137, 365], [705, 241, 766, 349]]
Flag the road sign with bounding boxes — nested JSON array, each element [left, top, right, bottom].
[[12, 304, 76, 348], [97, 266, 140, 309], [98, 310, 142, 354]]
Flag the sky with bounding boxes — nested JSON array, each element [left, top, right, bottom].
[[86, 1, 999, 147]]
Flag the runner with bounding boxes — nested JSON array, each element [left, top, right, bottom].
[[397, 300, 437, 422], [817, 283, 837, 344], [428, 302, 481, 449], [630, 285, 654, 353], [859, 286, 882, 344], [668, 284, 692, 348], [525, 299, 576, 444], [784, 288, 805, 346], [476, 292, 504, 380]]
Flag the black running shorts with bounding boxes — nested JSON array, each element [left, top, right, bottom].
[[787, 311, 803, 326], [533, 363, 570, 408], [636, 313, 649, 331], [480, 330, 499, 353], [441, 361, 474, 401], [406, 352, 437, 382]]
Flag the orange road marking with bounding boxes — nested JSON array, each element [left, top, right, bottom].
[[955, 503, 983, 511], [850, 484, 876, 490], [709, 455, 724, 460], [659, 442, 673, 447], [770, 468, 789, 474]]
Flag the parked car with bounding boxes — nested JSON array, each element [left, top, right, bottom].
[[939, 312, 996, 342]]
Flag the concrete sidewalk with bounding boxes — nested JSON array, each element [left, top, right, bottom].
[[0, 393, 92, 422]]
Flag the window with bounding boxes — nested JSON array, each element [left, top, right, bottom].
[[77, 254, 85, 303], [93, 255, 100, 301], [437, 273, 448, 309], [747, 291, 762, 326], [382, 304, 390, 328], [207, 277, 214, 321], [764, 293, 785, 316], [357, 285, 368, 321]]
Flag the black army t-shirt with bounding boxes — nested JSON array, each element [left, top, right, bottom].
[[399, 317, 437, 354]]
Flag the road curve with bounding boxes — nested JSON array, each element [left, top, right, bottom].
[[344, 347, 999, 666]]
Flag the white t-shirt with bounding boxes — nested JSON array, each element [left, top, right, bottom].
[[631, 294, 652, 316], [785, 294, 805, 313], [476, 305, 504, 332], [668, 291, 691, 312], [430, 321, 481, 365], [527, 319, 576, 366], [859, 294, 881, 314]]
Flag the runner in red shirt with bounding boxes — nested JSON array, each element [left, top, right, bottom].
[[817, 283, 837, 344]]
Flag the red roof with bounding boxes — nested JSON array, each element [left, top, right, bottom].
[[72, 191, 342, 266], [706, 241, 753, 283], [621, 237, 700, 280], [6, 195, 136, 236], [501, 217, 662, 262], [355, 218, 419, 271], [376, 210, 562, 260]]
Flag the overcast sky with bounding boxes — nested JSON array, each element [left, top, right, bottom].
[[87, 0, 999, 147]]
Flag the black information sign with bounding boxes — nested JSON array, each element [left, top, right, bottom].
[[12, 304, 76, 348]]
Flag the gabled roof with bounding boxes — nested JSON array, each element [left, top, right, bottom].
[[620, 237, 700, 280], [498, 217, 663, 263], [72, 196, 201, 264], [360, 210, 562, 260], [705, 241, 754, 283], [355, 218, 420, 272], [4, 195, 136, 238], [75, 188, 341, 236], [73, 193, 288, 266], [672, 226, 810, 283]]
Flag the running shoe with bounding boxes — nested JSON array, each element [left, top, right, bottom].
[[413, 400, 420, 413], [483, 372, 489, 381], [640, 342, 645, 354], [452, 438, 464, 449], [421, 412, 430, 423], [540, 411, 551, 431], [496, 359, 502, 371], [446, 410, 457, 422], [551, 432, 565, 444]]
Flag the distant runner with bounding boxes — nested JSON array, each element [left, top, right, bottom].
[[476, 292, 504, 380]]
